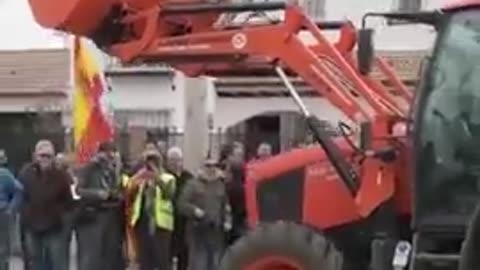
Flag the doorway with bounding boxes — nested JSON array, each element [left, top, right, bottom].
[[245, 114, 280, 160]]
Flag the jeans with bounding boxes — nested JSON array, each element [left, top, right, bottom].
[[63, 208, 80, 270], [0, 212, 10, 270], [24, 229, 69, 270], [20, 218, 32, 270]]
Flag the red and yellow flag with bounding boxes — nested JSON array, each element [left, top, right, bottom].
[[73, 37, 114, 164]]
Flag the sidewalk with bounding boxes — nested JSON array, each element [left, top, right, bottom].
[[9, 257, 23, 270]]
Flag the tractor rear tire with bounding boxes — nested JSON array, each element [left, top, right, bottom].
[[219, 221, 343, 270]]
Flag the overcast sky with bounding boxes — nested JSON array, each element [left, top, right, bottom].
[[0, 0, 443, 51], [0, 0, 67, 50]]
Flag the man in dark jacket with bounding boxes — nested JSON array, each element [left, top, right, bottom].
[[18, 140, 73, 270], [55, 152, 80, 270], [76, 142, 125, 270], [224, 144, 247, 245], [166, 146, 193, 270], [0, 149, 23, 270], [178, 159, 231, 270]]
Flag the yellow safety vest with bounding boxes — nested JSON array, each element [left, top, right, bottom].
[[122, 174, 130, 187], [130, 173, 176, 231]]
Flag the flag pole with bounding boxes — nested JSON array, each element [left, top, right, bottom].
[[66, 34, 76, 154]]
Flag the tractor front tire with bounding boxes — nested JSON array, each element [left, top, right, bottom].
[[219, 221, 343, 270]]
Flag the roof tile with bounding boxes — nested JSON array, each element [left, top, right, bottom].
[[0, 49, 70, 96]]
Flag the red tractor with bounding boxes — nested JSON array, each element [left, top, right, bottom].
[[27, 0, 480, 269]]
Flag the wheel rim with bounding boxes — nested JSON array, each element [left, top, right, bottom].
[[245, 256, 303, 270]]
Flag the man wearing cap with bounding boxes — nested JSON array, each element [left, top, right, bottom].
[[18, 140, 73, 270], [0, 149, 23, 270], [178, 158, 231, 270], [76, 141, 126, 270], [126, 147, 176, 270]]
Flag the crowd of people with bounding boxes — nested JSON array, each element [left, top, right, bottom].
[[0, 138, 273, 270]]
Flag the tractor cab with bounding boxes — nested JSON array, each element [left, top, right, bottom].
[[358, 5, 480, 268], [413, 7, 480, 233], [359, 4, 480, 233]]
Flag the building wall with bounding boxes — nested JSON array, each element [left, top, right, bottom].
[[214, 96, 349, 130], [107, 72, 183, 128], [0, 96, 67, 113]]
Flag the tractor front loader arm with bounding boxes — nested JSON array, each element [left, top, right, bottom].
[[106, 4, 401, 121], [105, 3, 372, 193], [106, 5, 369, 121], [28, 0, 410, 197]]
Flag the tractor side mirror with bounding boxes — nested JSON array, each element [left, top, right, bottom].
[[357, 28, 375, 75]]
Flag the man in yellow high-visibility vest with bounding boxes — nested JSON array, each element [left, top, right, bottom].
[[126, 148, 176, 270]]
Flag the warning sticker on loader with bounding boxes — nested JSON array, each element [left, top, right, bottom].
[[232, 33, 247, 49]]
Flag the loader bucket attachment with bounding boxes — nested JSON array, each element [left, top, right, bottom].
[[357, 28, 375, 75], [28, 0, 121, 36]]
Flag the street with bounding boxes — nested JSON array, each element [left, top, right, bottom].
[[10, 257, 25, 270], [8, 239, 79, 270], [9, 256, 78, 270]]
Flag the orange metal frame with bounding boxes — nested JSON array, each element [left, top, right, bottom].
[[104, 3, 413, 222], [108, 4, 410, 122]]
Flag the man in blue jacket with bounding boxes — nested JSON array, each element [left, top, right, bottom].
[[0, 149, 23, 270]]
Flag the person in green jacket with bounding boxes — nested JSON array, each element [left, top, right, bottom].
[[127, 148, 176, 270]]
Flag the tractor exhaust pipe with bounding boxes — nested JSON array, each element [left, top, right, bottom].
[[275, 66, 359, 195]]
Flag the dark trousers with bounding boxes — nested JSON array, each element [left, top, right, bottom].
[[187, 227, 224, 270], [171, 221, 188, 270], [77, 208, 125, 270], [135, 215, 172, 270], [227, 217, 246, 246], [0, 212, 10, 270], [24, 228, 69, 270], [174, 241, 188, 270]]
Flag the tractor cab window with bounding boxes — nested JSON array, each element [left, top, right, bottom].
[[415, 9, 480, 228]]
